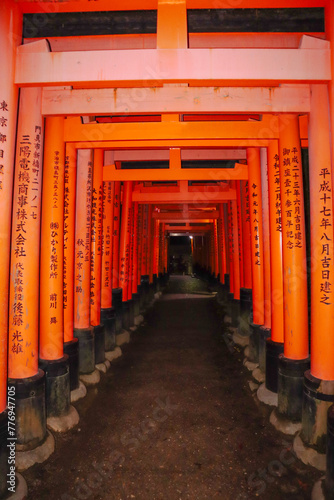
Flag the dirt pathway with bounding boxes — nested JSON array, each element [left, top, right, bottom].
[[23, 276, 321, 500]]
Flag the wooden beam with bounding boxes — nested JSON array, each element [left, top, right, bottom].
[[74, 139, 269, 149], [42, 85, 311, 116], [64, 115, 279, 142], [153, 211, 219, 219], [132, 188, 236, 203], [16, 41, 330, 88], [112, 149, 247, 161]]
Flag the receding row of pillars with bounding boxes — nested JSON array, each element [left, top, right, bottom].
[[191, 91, 334, 498]]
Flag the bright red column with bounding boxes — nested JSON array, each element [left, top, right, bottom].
[[236, 182, 244, 289], [247, 148, 265, 326], [308, 85, 334, 379], [0, 0, 22, 412], [231, 192, 240, 301], [137, 204, 144, 285], [132, 202, 139, 295], [267, 140, 284, 344], [227, 202, 234, 295], [74, 150, 93, 330], [8, 88, 44, 380], [90, 149, 104, 327], [40, 117, 65, 360], [260, 147, 272, 330], [278, 115, 308, 360], [64, 144, 77, 343], [241, 180, 253, 290], [101, 181, 114, 310], [112, 182, 121, 290], [119, 182, 133, 301]]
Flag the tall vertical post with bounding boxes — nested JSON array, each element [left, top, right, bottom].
[[132, 202, 140, 317], [8, 87, 50, 456], [266, 141, 285, 404], [112, 181, 122, 334], [63, 144, 80, 393], [227, 201, 234, 297], [276, 115, 309, 432], [240, 181, 253, 336], [90, 150, 105, 365], [214, 219, 219, 281], [231, 184, 241, 327], [247, 148, 264, 364], [40, 117, 76, 426], [259, 148, 275, 384], [119, 182, 133, 331], [299, 88, 334, 458], [74, 150, 98, 381]]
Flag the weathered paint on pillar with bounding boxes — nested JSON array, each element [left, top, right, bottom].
[[278, 114, 308, 360], [260, 147, 272, 329], [308, 85, 334, 379], [227, 201, 234, 294], [90, 149, 104, 326], [8, 88, 44, 379], [101, 181, 114, 309], [119, 182, 133, 301], [241, 180, 252, 289], [64, 144, 77, 343], [112, 181, 121, 289], [40, 117, 65, 360], [236, 182, 244, 289], [74, 150, 93, 329], [247, 148, 265, 326], [132, 202, 139, 295], [267, 140, 284, 344], [0, 0, 22, 409]]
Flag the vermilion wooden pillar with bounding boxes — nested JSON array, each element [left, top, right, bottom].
[[275, 115, 309, 425], [227, 201, 234, 297], [137, 204, 144, 287], [74, 150, 98, 379], [132, 202, 140, 316], [8, 87, 48, 451], [119, 182, 133, 329], [230, 185, 241, 327], [298, 87, 334, 454], [247, 148, 264, 365], [266, 141, 285, 396], [214, 219, 219, 279], [101, 181, 113, 313], [63, 144, 80, 392], [0, 1, 22, 423], [218, 205, 225, 284], [236, 182, 244, 289], [223, 204, 230, 285], [90, 149, 105, 364], [240, 180, 253, 336], [112, 181, 123, 334]]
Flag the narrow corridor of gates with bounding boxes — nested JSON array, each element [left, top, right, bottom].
[[23, 276, 321, 500]]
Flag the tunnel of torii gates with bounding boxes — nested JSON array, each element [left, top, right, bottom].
[[2, 0, 334, 497]]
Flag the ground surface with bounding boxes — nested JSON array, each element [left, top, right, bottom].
[[23, 276, 322, 500]]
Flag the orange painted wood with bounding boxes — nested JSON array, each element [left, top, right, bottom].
[[157, 0, 187, 49], [74, 149, 93, 329], [236, 181, 244, 289], [267, 141, 284, 344], [147, 205, 154, 283], [141, 205, 149, 276], [119, 181, 133, 301], [101, 181, 114, 308], [127, 204, 134, 300], [64, 144, 77, 343], [308, 85, 334, 379], [241, 180, 252, 289], [132, 202, 139, 294], [16, 45, 330, 88], [227, 202, 234, 295], [247, 148, 264, 326], [218, 205, 226, 284], [214, 220, 219, 277], [137, 205, 144, 284], [231, 189, 241, 301], [112, 181, 121, 289], [8, 87, 44, 379], [0, 0, 22, 409], [42, 85, 311, 117], [90, 149, 104, 326], [278, 114, 308, 360], [260, 148, 272, 329], [40, 117, 65, 360]]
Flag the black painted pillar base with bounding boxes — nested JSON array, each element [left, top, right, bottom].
[[100, 307, 116, 352], [226, 292, 234, 318], [239, 288, 252, 336], [8, 370, 46, 451], [141, 275, 150, 308], [265, 339, 284, 393], [0, 409, 8, 497], [153, 274, 158, 293], [74, 327, 95, 375], [149, 283, 155, 303], [132, 292, 140, 317], [93, 324, 105, 364], [128, 299, 135, 327], [259, 327, 271, 373], [39, 356, 70, 419], [325, 405, 334, 499], [301, 371, 334, 454], [63, 338, 79, 391], [138, 282, 145, 312], [230, 298, 240, 328], [277, 355, 310, 422], [112, 288, 123, 335], [122, 300, 131, 330], [248, 323, 262, 363]]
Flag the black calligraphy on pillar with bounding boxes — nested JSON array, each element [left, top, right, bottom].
[[0, 99, 9, 191], [250, 182, 261, 265], [282, 147, 302, 250], [273, 153, 282, 232], [319, 166, 332, 305], [63, 156, 70, 309]]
